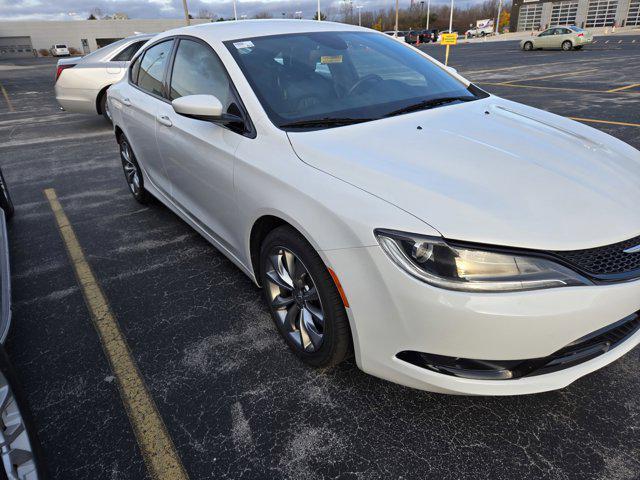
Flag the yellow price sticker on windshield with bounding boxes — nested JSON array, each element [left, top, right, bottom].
[[440, 33, 458, 45], [321, 55, 343, 64]]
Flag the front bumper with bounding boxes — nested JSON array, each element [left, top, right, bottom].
[[323, 245, 640, 395]]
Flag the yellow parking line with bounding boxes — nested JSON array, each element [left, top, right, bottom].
[[479, 81, 640, 94], [607, 83, 640, 92], [501, 68, 597, 84], [568, 117, 640, 128], [44, 188, 189, 480], [0, 83, 14, 112]]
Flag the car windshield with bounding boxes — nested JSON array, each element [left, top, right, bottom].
[[56, 44, 67, 48], [569, 26, 584, 32], [225, 31, 485, 130]]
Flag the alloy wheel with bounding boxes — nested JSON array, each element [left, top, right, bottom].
[[264, 247, 325, 352], [0, 371, 38, 480], [120, 140, 141, 195]]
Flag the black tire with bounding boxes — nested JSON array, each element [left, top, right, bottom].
[[0, 346, 48, 479], [118, 135, 151, 204], [523, 41, 534, 51], [0, 168, 14, 220], [99, 92, 112, 123], [260, 225, 352, 368], [562, 40, 573, 51]]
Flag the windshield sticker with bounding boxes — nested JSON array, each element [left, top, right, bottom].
[[320, 55, 343, 64], [233, 41, 254, 50]]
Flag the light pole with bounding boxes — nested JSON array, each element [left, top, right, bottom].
[[426, 0, 431, 30], [356, 5, 363, 26], [233, 0, 238, 20], [182, 0, 190, 25], [394, 0, 399, 34], [448, 0, 454, 33], [495, 0, 503, 35], [317, 0, 322, 20]]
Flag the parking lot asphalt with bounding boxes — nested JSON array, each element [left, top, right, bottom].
[[0, 38, 639, 480]]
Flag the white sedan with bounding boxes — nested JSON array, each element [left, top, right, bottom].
[[108, 20, 640, 395], [55, 34, 153, 122]]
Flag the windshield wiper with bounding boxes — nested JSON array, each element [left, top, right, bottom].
[[279, 117, 374, 129], [384, 96, 475, 118]]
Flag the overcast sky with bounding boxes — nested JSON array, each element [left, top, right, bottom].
[[0, 0, 476, 22]]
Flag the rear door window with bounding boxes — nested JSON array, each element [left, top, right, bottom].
[[112, 41, 147, 62], [136, 40, 173, 97]]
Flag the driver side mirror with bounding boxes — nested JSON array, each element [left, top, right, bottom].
[[172, 94, 243, 126]]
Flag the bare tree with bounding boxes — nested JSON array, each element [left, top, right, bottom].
[[197, 8, 217, 19], [253, 11, 274, 19]]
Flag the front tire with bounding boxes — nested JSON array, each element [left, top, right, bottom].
[[260, 226, 352, 368], [118, 135, 150, 204], [523, 41, 534, 51], [562, 40, 573, 51]]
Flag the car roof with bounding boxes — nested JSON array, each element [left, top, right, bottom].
[[155, 19, 369, 43]]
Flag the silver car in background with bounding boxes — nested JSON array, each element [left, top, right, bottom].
[[54, 34, 153, 122]]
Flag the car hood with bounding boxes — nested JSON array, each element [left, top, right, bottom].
[[287, 98, 640, 250]]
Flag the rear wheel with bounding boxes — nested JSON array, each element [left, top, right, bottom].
[[562, 40, 573, 51], [260, 226, 352, 368], [118, 135, 150, 204], [523, 41, 533, 51]]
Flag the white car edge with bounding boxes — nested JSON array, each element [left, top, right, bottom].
[[54, 34, 154, 122], [108, 20, 640, 396]]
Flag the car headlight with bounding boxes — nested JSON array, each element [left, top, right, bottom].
[[375, 229, 592, 292]]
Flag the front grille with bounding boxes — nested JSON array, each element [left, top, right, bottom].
[[552, 234, 640, 278], [397, 312, 640, 380]]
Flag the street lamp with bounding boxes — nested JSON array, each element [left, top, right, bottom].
[[233, 0, 238, 20], [317, 0, 322, 21], [495, 0, 503, 35], [426, 0, 431, 30], [448, 0, 454, 33], [356, 5, 363, 26]]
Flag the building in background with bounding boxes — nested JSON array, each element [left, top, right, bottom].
[[0, 19, 209, 59], [510, 0, 640, 31]]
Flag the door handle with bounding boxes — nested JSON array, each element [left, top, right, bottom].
[[121, 97, 132, 106], [157, 115, 173, 127]]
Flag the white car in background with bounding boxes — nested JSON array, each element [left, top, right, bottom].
[[108, 20, 640, 396], [55, 34, 153, 122], [50, 44, 70, 56]]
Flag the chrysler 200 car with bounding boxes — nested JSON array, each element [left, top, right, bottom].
[[108, 20, 640, 395]]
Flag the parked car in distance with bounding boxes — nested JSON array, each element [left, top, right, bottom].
[[109, 20, 640, 396], [383, 30, 408, 42], [0, 167, 47, 479], [55, 34, 153, 122], [50, 44, 70, 56], [465, 25, 493, 38], [405, 30, 433, 44], [521, 26, 593, 51]]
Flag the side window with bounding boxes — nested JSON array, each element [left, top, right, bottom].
[[112, 41, 146, 62], [137, 40, 173, 97], [169, 39, 232, 109]]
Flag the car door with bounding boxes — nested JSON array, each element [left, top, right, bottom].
[[121, 39, 174, 197], [535, 29, 552, 48], [155, 37, 245, 250]]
